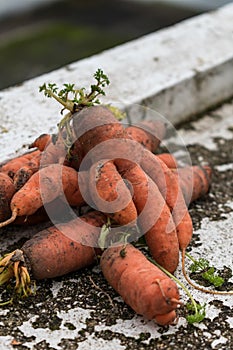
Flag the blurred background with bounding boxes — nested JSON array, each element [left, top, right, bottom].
[[0, 0, 232, 90]]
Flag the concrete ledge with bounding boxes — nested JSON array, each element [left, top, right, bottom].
[[0, 3, 233, 160]]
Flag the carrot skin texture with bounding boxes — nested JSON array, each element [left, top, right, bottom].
[[156, 153, 178, 169], [39, 132, 68, 167], [13, 153, 41, 190], [10, 164, 86, 217], [13, 198, 72, 226], [22, 211, 107, 279], [1, 150, 40, 179], [125, 120, 166, 153], [172, 165, 212, 205], [89, 160, 137, 226], [141, 150, 193, 250], [72, 106, 126, 169], [154, 311, 178, 326], [29, 133, 52, 151], [73, 106, 125, 154], [119, 163, 179, 273], [0, 173, 16, 221], [100, 244, 180, 325]]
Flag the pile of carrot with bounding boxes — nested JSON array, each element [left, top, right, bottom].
[[0, 86, 213, 325]]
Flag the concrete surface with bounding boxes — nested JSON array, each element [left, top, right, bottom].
[[0, 2, 232, 131], [0, 97, 232, 350], [0, 4, 232, 349]]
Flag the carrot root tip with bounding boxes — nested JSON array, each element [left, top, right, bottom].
[[0, 209, 18, 228]]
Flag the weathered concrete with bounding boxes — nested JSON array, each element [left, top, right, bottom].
[[0, 4, 233, 349], [0, 98, 232, 350], [0, 3, 233, 157]]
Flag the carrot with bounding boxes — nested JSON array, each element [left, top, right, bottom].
[[13, 198, 72, 226], [0, 173, 16, 222], [29, 131, 73, 167], [12, 206, 50, 226], [125, 120, 166, 153], [72, 106, 126, 169], [172, 165, 212, 205], [140, 149, 193, 251], [29, 133, 52, 151], [0, 211, 107, 299], [89, 160, 137, 226], [73, 107, 166, 170], [39, 132, 68, 167], [81, 136, 144, 175], [73, 106, 125, 151], [13, 152, 41, 190], [156, 153, 178, 169], [0, 164, 87, 228], [1, 150, 40, 179], [21, 211, 106, 279], [100, 244, 180, 325], [118, 162, 179, 273]]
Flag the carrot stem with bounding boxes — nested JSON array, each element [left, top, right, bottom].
[[45, 89, 74, 112], [182, 249, 233, 295], [147, 256, 201, 321]]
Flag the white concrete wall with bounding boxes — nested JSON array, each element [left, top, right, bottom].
[[0, 2, 233, 159]]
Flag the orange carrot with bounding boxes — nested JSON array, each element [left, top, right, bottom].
[[21, 211, 106, 279], [13, 198, 72, 226], [100, 244, 180, 325], [29, 133, 52, 152], [125, 120, 166, 153], [13, 206, 49, 226], [72, 106, 126, 169], [89, 160, 137, 226], [172, 165, 212, 205], [0, 164, 87, 228], [118, 162, 179, 273], [0, 173, 16, 222], [39, 132, 67, 167], [156, 153, 178, 169], [1, 150, 40, 179], [13, 152, 41, 190], [140, 150, 193, 251], [0, 211, 107, 299]]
